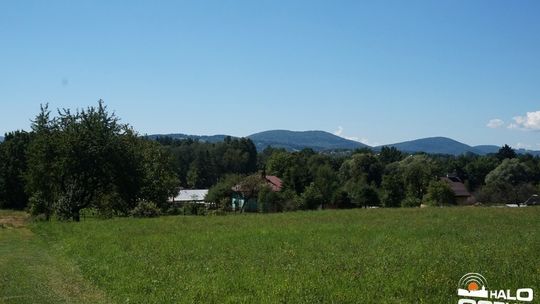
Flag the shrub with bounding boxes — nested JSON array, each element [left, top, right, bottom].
[[477, 182, 536, 205], [165, 205, 183, 215], [182, 203, 207, 216], [280, 189, 301, 211], [131, 201, 161, 218], [401, 196, 421, 207], [423, 180, 456, 206], [28, 192, 51, 220], [32, 213, 48, 222], [331, 190, 353, 209], [301, 183, 324, 210], [258, 185, 282, 212], [218, 198, 232, 212], [54, 194, 75, 221]]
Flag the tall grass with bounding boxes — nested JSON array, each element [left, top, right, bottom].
[[34, 208, 540, 303]]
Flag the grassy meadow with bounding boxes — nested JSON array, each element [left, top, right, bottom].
[[1, 207, 539, 303]]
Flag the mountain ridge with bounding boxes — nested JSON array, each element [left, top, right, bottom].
[[248, 130, 368, 151], [375, 137, 482, 155], [148, 130, 540, 156]]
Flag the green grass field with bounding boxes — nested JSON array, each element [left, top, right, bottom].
[[1, 208, 539, 303]]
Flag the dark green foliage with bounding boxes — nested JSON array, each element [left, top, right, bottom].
[[423, 180, 456, 206], [2, 101, 540, 218], [339, 153, 383, 187], [2, 101, 179, 221], [464, 156, 499, 191], [181, 203, 208, 216], [28, 192, 49, 218], [401, 196, 421, 207], [381, 174, 405, 207], [301, 182, 324, 209], [25, 104, 58, 218], [159, 136, 257, 188], [206, 174, 243, 209], [131, 201, 161, 218], [477, 182, 536, 205], [265, 150, 313, 194], [350, 183, 380, 208], [257, 185, 282, 212], [485, 158, 530, 186], [398, 155, 440, 200], [379, 146, 404, 164], [497, 144, 517, 160], [138, 140, 180, 208], [279, 189, 301, 211], [257, 146, 287, 170], [331, 190, 353, 208], [0, 131, 31, 210], [312, 164, 339, 209]]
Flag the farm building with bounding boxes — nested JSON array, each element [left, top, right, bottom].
[[232, 175, 283, 212], [169, 189, 209, 205], [440, 176, 474, 205]]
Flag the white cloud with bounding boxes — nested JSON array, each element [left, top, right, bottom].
[[486, 118, 504, 129], [360, 137, 380, 147], [515, 142, 532, 149], [507, 123, 519, 129], [511, 111, 540, 131], [334, 126, 344, 137], [334, 126, 378, 145]]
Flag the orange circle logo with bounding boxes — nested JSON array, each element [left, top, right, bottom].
[[468, 282, 479, 291]]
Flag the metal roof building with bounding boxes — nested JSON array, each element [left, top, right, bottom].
[[169, 189, 209, 203]]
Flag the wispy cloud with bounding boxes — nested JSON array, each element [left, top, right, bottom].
[[359, 138, 380, 147], [486, 118, 504, 129], [334, 126, 378, 146], [515, 142, 532, 149], [511, 111, 540, 131], [334, 126, 344, 137]]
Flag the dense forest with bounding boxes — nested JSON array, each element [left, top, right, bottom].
[[1, 102, 539, 220]]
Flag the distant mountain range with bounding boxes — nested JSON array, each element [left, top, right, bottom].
[[248, 130, 368, 151], [149, 130, 540, 156], [149, 130, 367, 151], [147, 133, 230, 143], [375, 137, 540, 156], [1, 130, 535, 156]]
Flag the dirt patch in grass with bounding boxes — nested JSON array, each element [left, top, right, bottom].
[[0, 213, 29, 229]]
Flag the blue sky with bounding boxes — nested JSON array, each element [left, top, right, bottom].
[[1, 0, 539, 148]]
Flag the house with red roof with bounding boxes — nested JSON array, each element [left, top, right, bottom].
[[232, 174, 283, 212]]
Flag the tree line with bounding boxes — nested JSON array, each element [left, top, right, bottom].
[[1, 101, 539, 220], [204, 144, 540, 212], [0, 101, 178, 220]]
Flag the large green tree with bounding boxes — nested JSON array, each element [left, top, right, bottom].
[[381, 173, 405, 208], [423, 180, 456, 206], [24, 101, 179, 221], [397, 155, 440, 200], [0, 131, 31, 209]]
